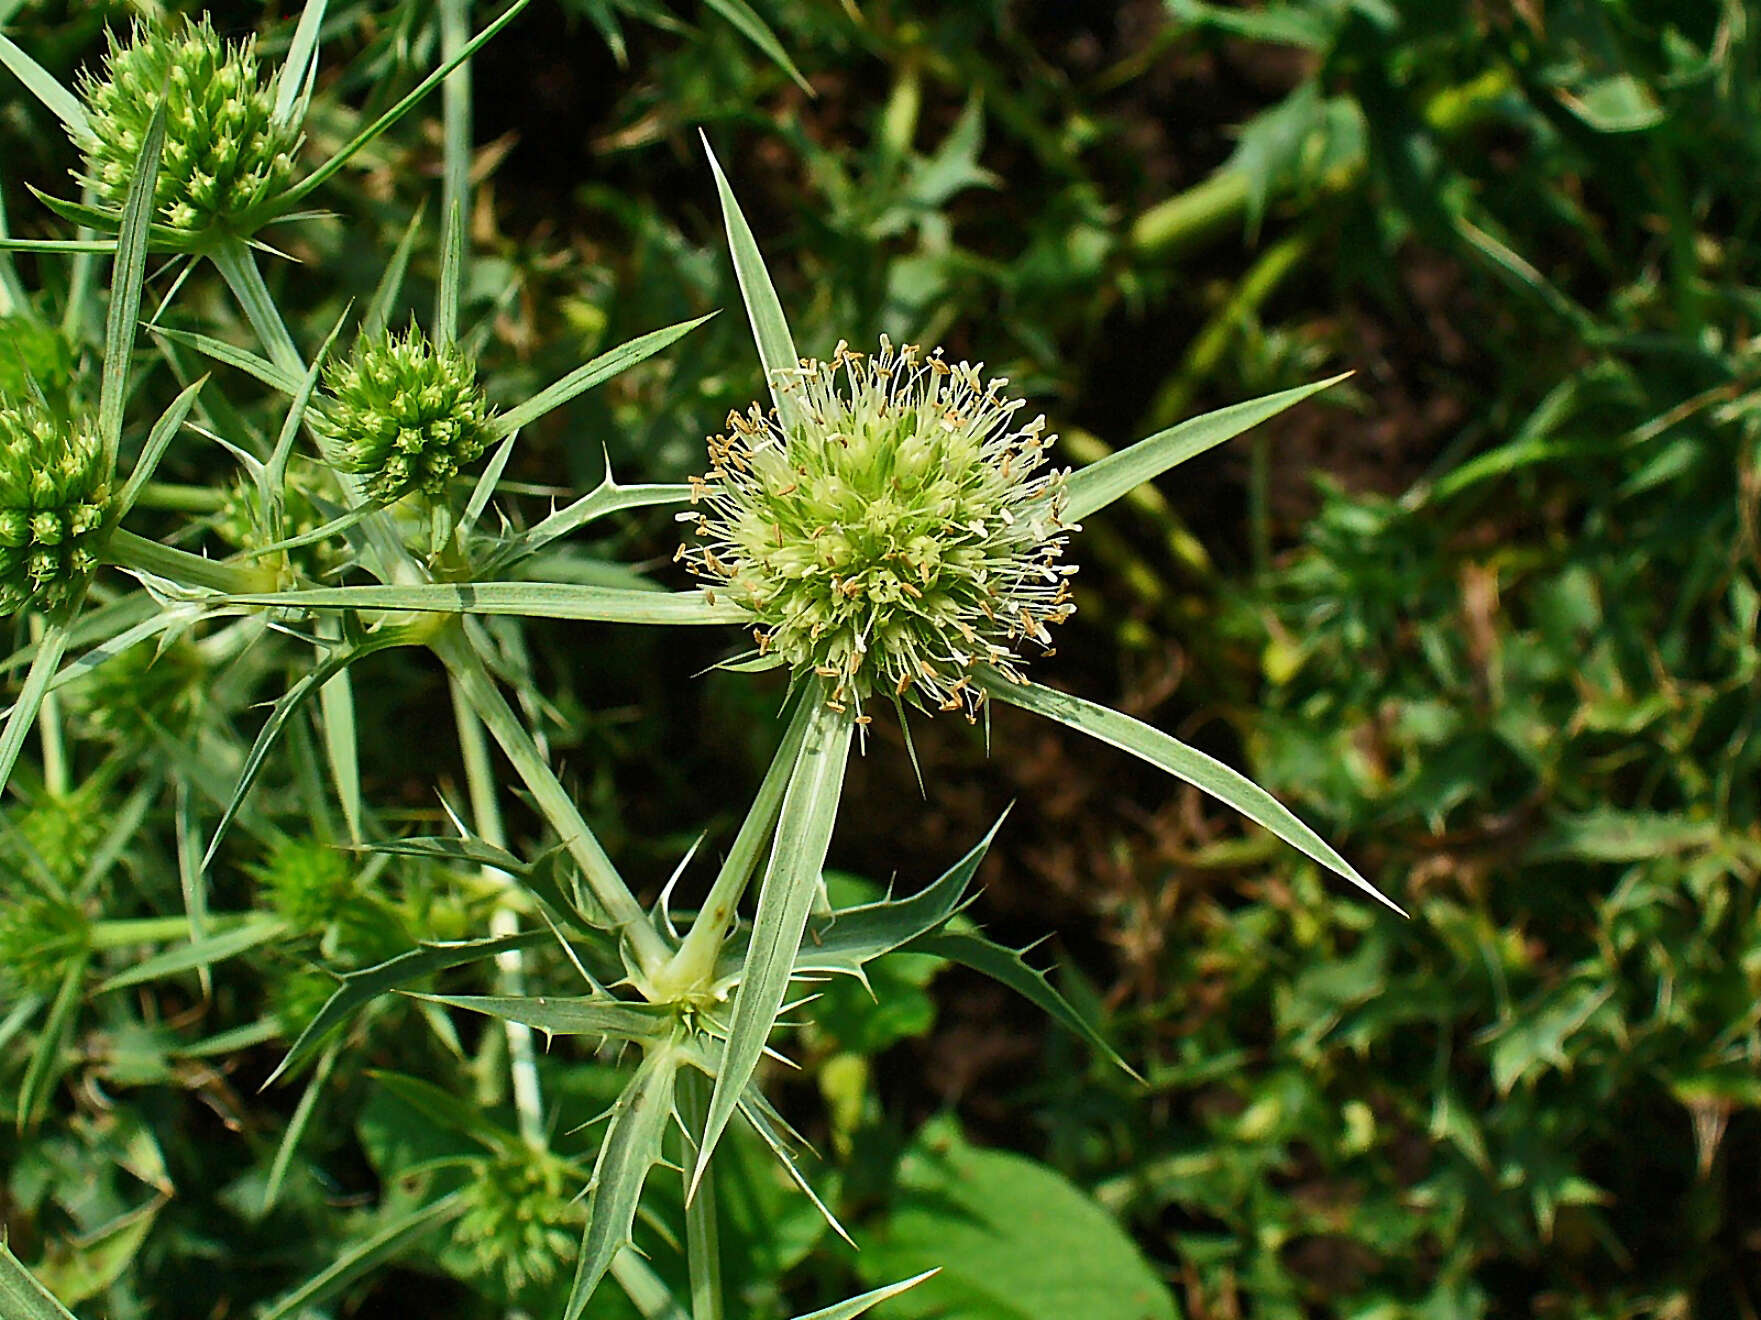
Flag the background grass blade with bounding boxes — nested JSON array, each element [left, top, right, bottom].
[[0, 1237, 77, 1320], [0, 32, 88, 135], [787, 1272, 941, 1320]]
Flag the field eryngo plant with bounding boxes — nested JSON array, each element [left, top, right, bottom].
[[0, 4, 1404, 1318]]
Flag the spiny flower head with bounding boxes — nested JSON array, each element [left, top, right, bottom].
[[681, 338, 1077, 720], [309, 328, 494, 505], [74, 17, 299, 236], [0, 399, 112, 616], [453, 1149, 582, 1294]]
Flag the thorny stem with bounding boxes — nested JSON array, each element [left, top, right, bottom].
[[678, 1067, 724, 1320], [431, 624, 672, 978], [449, 672, 547, 1148]]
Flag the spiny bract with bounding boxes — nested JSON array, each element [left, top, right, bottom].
[[0, 399, 111, 616], [682, 338, 1077, 720], [74, 16, 299, 236], [310, 328, 494, 505]]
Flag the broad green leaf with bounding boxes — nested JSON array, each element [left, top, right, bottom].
[[566, 1042, 685, 1320], [857, 1120, 1179, 1320], [694, 695, 852, 1195], [365, 1068, 516, 1157], [97, 915, 286, 993], [1065, 374, 1348, 522], [489, 313, 715, 438], [99, 101, 167, 471], [703, 0, 812, 94], [979, 672, 1402, 914], [789, 1272, 940, 1320], [411, 992, 675, 1044], [903, 930, 1137, 1080], [256, 1190, 466, 1320], [267, 931, 551, 1086], [0, 33, 88, 135], [283, 0, 531, 204], [222, 582, 744, 625], [0, 1237, 77, 1320], [703, 136, 802, 426]]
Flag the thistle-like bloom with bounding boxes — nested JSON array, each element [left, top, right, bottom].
[[0, 399, 111, 616], [74, 17, 299, 236], [309, 328, 494, 505], [682, 338, 1076, 719]]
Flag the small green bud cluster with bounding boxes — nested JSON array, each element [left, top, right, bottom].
[[682, 338, 1077, 719], [74, 17, 299, 236], [0, 316, 77, 414], [214, 472, 345, 581], [0, 399, 111, 616], [0, 892, 89, 997], [256, 837, 357, 934], [310, 329, 495, 505], [453, 1150, 581, 1294]]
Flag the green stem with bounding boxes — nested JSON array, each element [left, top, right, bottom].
[[678, 1068, 724, 1320], [28, 616, 66, 797], [133, 482, 229, 514], [104, 527, 281, 595], [212, 239, 304, 377], [448, 671, 547, 1148], [431, 625, 671, 978]]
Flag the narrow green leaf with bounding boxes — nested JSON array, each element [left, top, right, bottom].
[[220, 582, 745, 625], [114, 376, 207, 521], [904, 929, 1138, 1079], [0, 1237, 77, 1320], [272, 0, 330, 126], [315, 618, 362, 843], [283, 0, 531, 205], [412, 992, 675, 1044], [267, 932, 551, 1086], [702, 136, 802, 425], [482, 477, 691, 574], [17, 960, 82, 1132], [255, 1191, 466, 1320], [1065, 374, 1348, 523], [363, 206, 425, 336], [694, 695, 852, 1195], [702, 0, 812, 94], [980, 672, 1402, 914], [489, 314, 715, 439], [100, 101, 167, 471], [261, 1042, 337, 1213], [97, 916, 287, 993], [203, 627, 423, 872], [436, 200, 464, 350], [0, 32, 88, 135], [147, 326, 301, 395], [565, 1043, 685, 1320], [677, 1067, 724, 1320], [788, 1273, 941, 1320], [0, 623, 70, 799]]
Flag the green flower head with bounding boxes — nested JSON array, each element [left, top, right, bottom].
[[682, 338, 1077, 720], [0, 892, 89, 997], [74, 17, 299, 236], [453, 1149, 581, 1295], [256, 837, 356, 934], [310, 328, 494, 505], [0, 398, 112, 616]]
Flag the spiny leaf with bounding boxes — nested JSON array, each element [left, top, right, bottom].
[[411, 992, 676, 1044], [219, 582, 745, 625]]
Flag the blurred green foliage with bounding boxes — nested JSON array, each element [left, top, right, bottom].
[[2, 0, 1758, 1315]]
